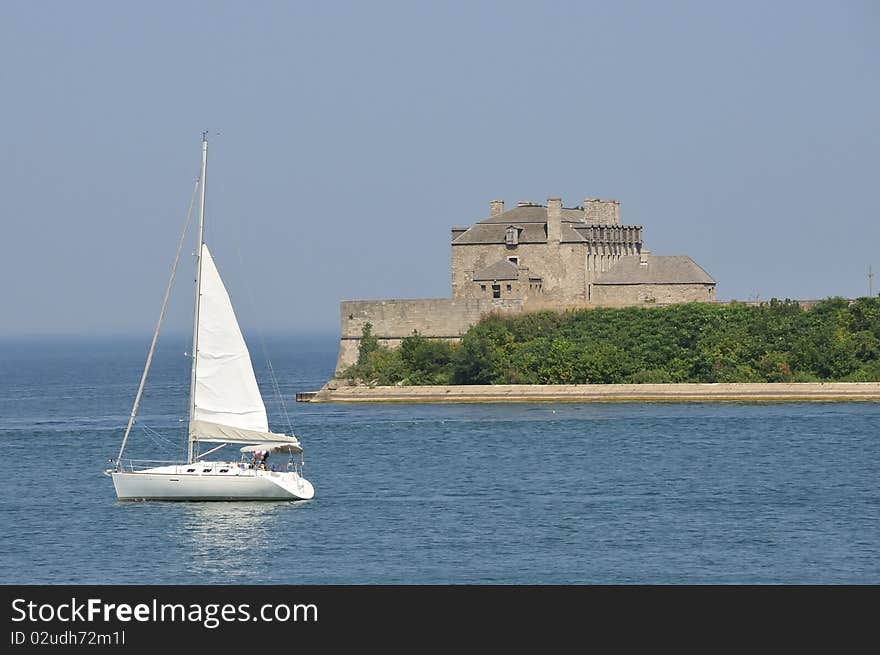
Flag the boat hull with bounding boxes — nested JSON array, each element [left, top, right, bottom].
[[111, 465, 314, 501]]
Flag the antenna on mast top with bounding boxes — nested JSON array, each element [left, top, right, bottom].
[[202, 130, 208, 142]]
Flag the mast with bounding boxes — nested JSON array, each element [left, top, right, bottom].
[[188, 132, 208, 463]]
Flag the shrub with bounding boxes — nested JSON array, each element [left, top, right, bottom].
[[350, 298, 880, 385]]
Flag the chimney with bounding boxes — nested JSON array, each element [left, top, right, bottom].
[[547, 197, 562, 243], [489, 199, 505, 217], [583, 198, 621, 224], [639, 248, 650, 266]]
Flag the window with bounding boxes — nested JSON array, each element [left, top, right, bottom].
[[203, 468, 211, 473], [505, 226, 518, 246], [507, 256, 519, 265], [506, 284, 512, 291], [186, 468, 195, 473], [492, 284, 501, 298], [480, 284, 486, 291]]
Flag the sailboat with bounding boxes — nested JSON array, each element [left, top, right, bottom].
[[107, 134, 315, 501]]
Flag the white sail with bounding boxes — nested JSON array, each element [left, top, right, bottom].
[[189, 419, 295, 444], [190, 244, 271, 438]]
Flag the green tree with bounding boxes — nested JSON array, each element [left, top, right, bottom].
[[349, 296, 880, 385], [451, 318, 513, 383], [357, 322, 380, 367], [399, 332, 455, 384]]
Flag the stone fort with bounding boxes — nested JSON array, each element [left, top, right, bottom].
[[336, 195, 716, 371]]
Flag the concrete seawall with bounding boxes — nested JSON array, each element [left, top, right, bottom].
[[309, 382, 880, 403]]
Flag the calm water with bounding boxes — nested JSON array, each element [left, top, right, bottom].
[[0, 335, 877, 584]]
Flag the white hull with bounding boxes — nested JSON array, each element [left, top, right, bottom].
[[111, 464, 314, 501]]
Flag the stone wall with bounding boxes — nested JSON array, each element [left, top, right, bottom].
[[591, 283, 717, 305], [583, 198, 620, 224], [335, 295, 825, 374], [452, 243, 589, 302], [337, 297, 525, 371], [471, 276, 533, 303]]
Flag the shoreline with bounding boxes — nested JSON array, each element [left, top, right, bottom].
[[305, 381, 880, 403]]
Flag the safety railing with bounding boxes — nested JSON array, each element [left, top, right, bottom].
[[120, 459, 180, 472]]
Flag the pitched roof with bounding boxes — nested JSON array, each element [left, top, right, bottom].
[[476, 205, 548, 224], [453, 223, 548, 245], [472, 259, 520, 281], [561, 225, 587, 242], [452, 203, 636, 245], [594, 255, 716, 285], [475, 205, 591, 225]]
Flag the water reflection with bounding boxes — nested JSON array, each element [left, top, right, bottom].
[[177, 502, 310, 580]]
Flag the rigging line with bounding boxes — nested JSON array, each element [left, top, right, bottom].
[[137, 421, 182, 448], [140, 432, 175, 451], [137, 424, 179, 452], [265, 346, 294, 434], [114, 175, 201, 470], [231, 223, 295, 437]]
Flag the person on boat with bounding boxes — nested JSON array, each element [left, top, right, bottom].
[[250, 451, 259, 469], [259, 450, 268, 470]]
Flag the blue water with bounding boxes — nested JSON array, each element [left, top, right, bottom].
[[0, 335, 877, 584]]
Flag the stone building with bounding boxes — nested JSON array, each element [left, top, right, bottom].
[[451, 198, 714, 305], [335, 196, 715, 371]]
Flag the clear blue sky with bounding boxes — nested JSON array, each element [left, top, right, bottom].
[[1, 1, 877, 337]]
